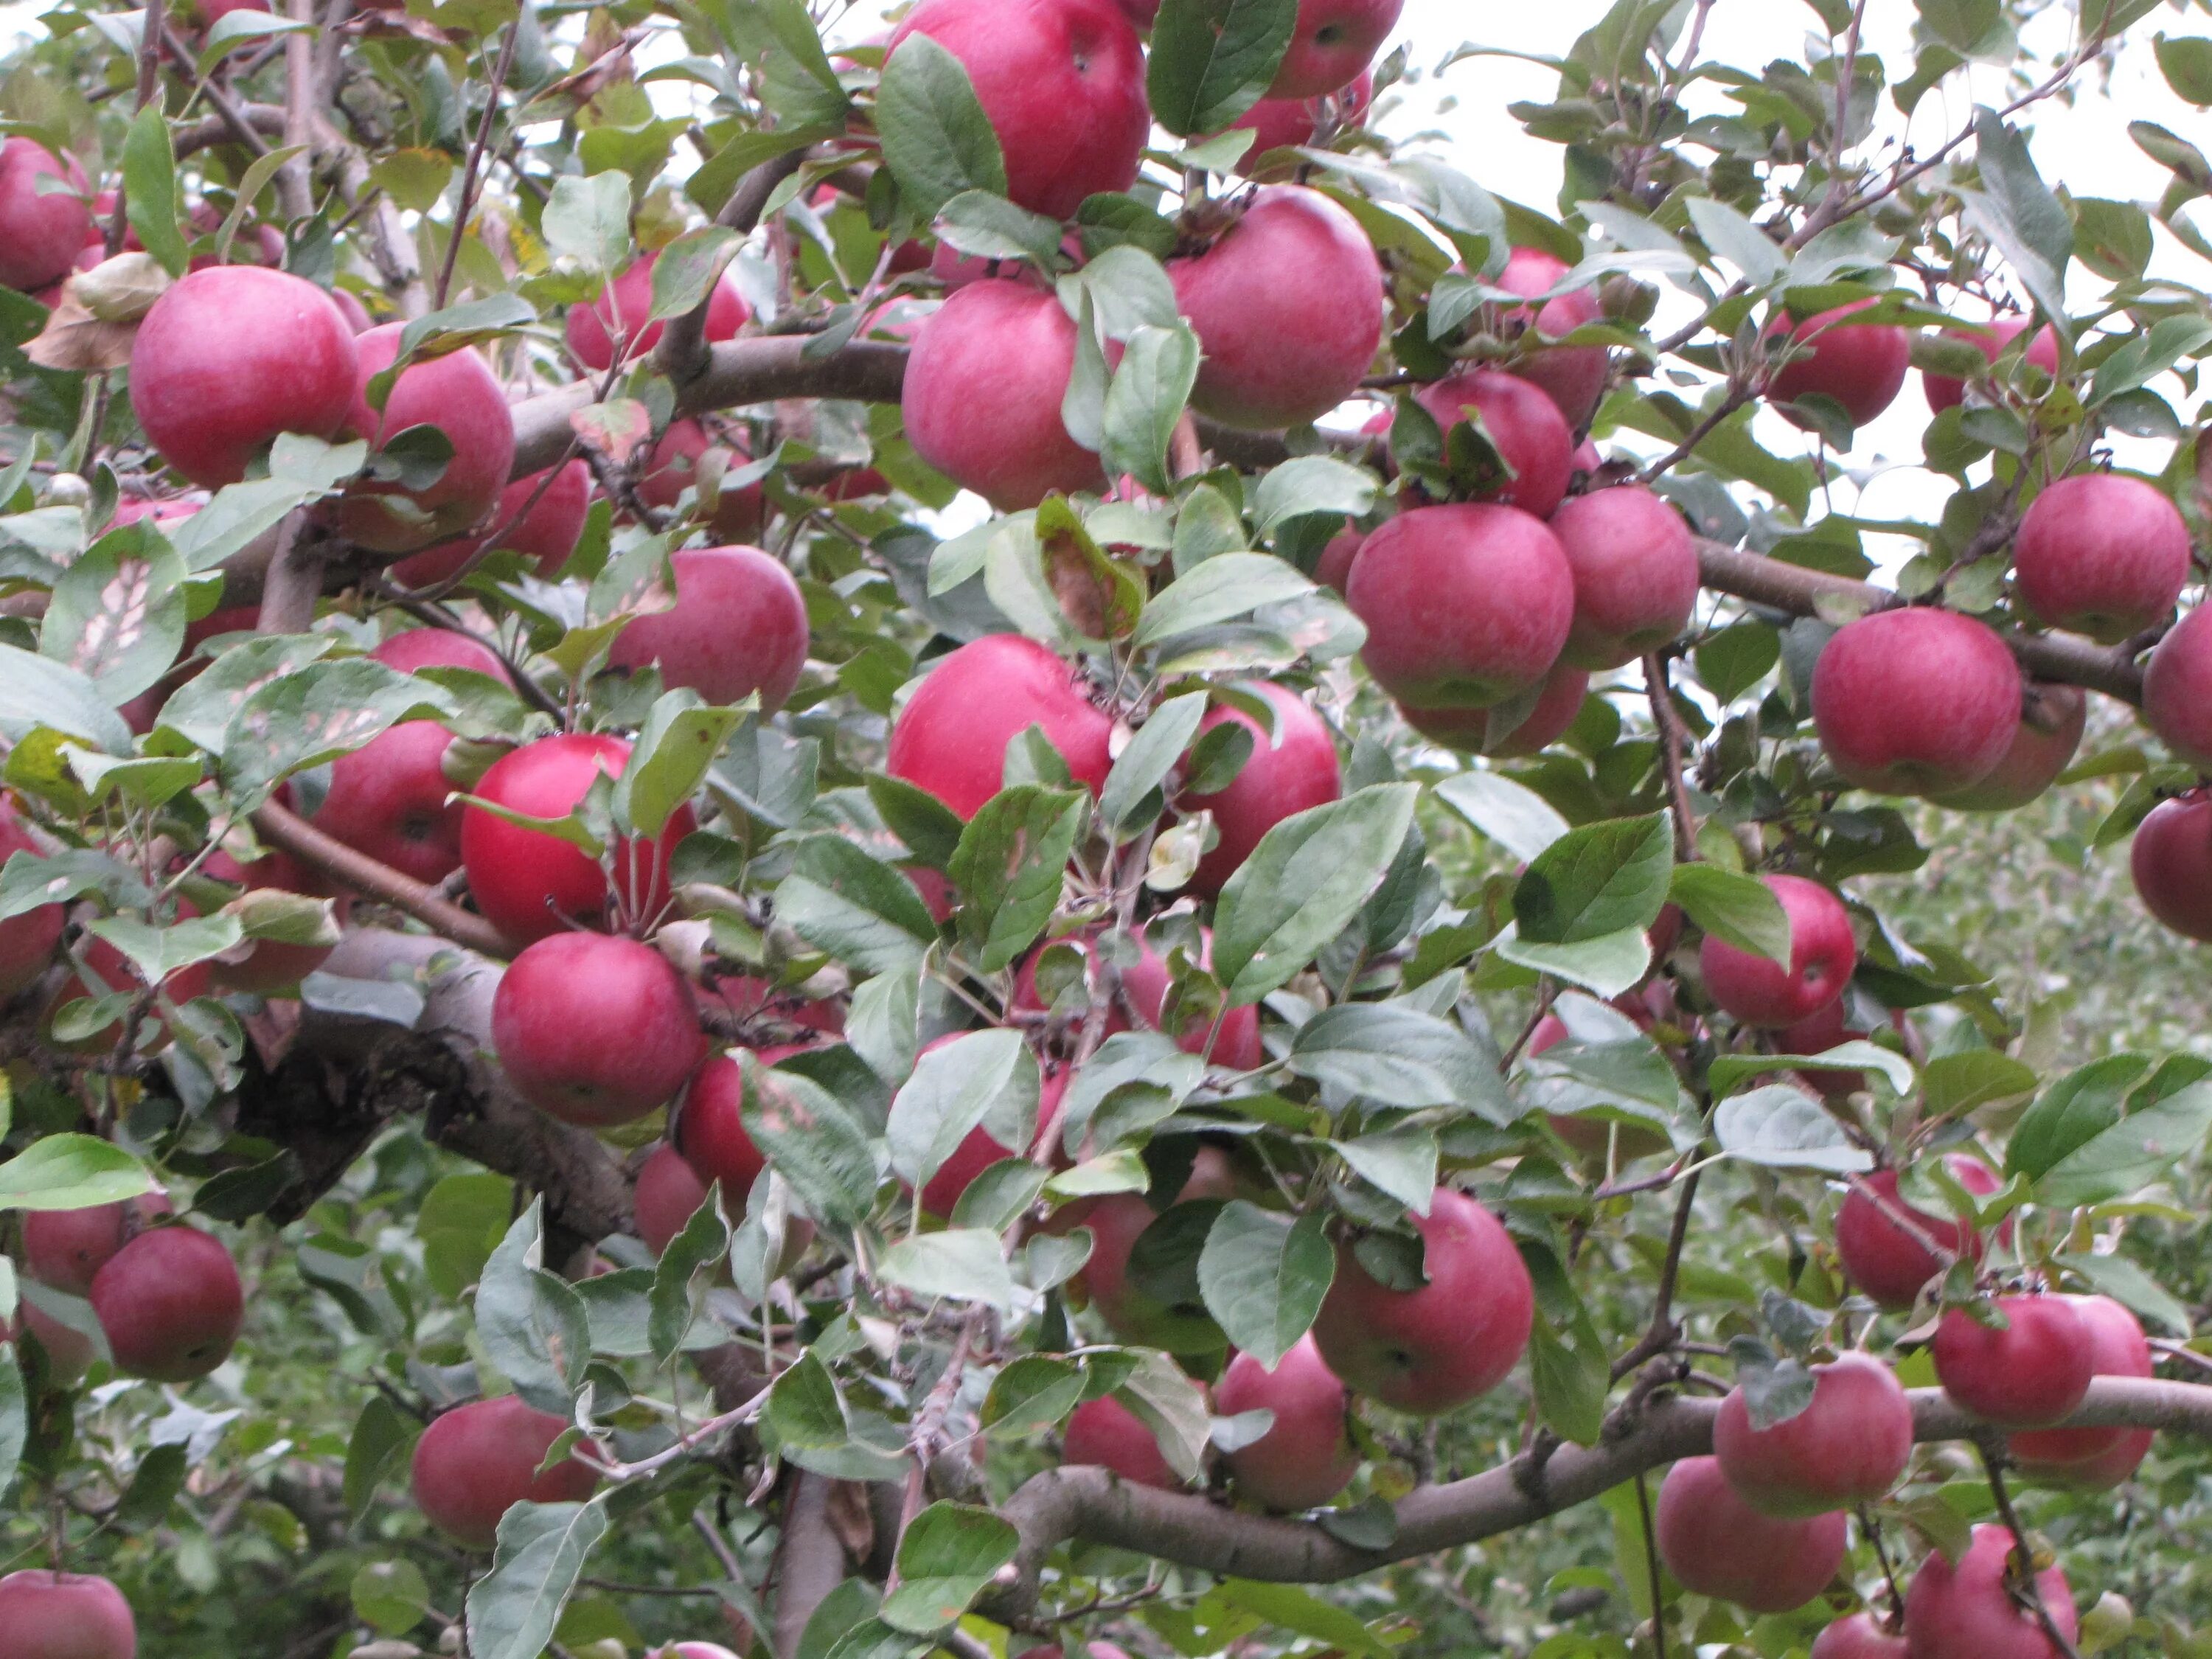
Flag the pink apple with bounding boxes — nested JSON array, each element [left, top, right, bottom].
[[1922, 316, 2061, 413], [22, 1193, 173, 1295], [1768, 301, 1911, 428], [608, 546, 810, 711], [340, 323, 516, 552], [1933, 1295, 2094, 1427], [1547, 484, 1697, 668], [2129, 790, 2212, 942], [1012, 928, 1264, 1070], [1062, 1393, 1188, 1489], [1183, 682, 1341, 895], [1314, 524, 1366, 592], [1654, 1455, 1847, 1613], [566, 252, 748, 372], [886, 634, 1113, 818], [1408, 368, 1573, 518], [0, 1569, 136, 1659], [1698, 873, 1856, 1029], [1495, 246, 1609, 430], [411, 1394, 602, 1548], [635, 1141, 713, 1256], [1267, 0, 1404, 98], [1834, 1158, 2000, 1312], [0, 796, 63, 998], [1228, 72, 1373, 170], [1214, 1332, 1359, 1509], [2011, 1295, 2154, 1479], [313, 721, 473, 885], [636, 419, 765, 541], [2144, 605, 2212, 768], [2013, 472, 2188, 644], [1811, 608, 2022, 796], [371, 626, 512, 683], [1712, 1350, 1913, 1517], [1062, 1148, 1238, 1350], [1814, 1611, 1907, 1659], [491, 932, 709, 1127], [393, 460, 594, 586], [1903, 1523, 2076, 1659], [0, 139, 92, 291], [90, 1225, 245, 1382], [1928, 681, 2085, 812], [676, 1052, 767, 1196], [1397, 662, 1590, 757]]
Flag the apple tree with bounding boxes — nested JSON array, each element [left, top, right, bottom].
[[6, 0, 2212, 1654]]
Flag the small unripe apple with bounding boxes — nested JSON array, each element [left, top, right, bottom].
[[2010, 1294, 2153, 1481], [1698, 873, 1856, 1029], [1062, 1392, 1189, 1489], [492, 932, 708, 1127], [411, 1394, 602, 1548], [23, 1193, 173, 1295], [1169, 187, 1385, 431], [886, 634, 1113, 818], [1654, 1455, 1847, 1613], [0, 139, 92, 292], [1346, 503, 1574, 708], [1833, 1158, 1999, 1311], [608, 546, 810, 711], [0, 797, 63, 998], [637, 419, 764, 541], [1408, 369, 1573, 519], [1922, 316, 2060, 413], [903, 280, 1106, 510], [1814, 1611, 1907, 1659], [1309, 1187, 1533, 1415], [1810, 608, 2022, 797], [1495, 246, 1609, 431], [636, 1141, 713, 1256], [1547, 485, 1697, 669], [1928, 681, 2085, 813], [1712, 1350, 1912, 1517], [2129, 790, 2212, 942], [1399, 662, 1589, 757], [888, 0, 1150, 219], [2140, 605, 2212, 768], [1267, 0, 1404, 98], [1228, 72, 1372, 170], [394, 460, 594, 587], [90, 1225, 245, 1382], [131, 266, 360, 486], [1215, 1332, 1358, 1510], [2013, 472, 2189, 643], [1768, 301, 1911, 428], [1933, 1294, 2094, 1427], [1903, 1523, 2076, 1659], [0, 1568, 136, 1659], [566, 252, 748, 372], [1183, 683, 1341, 895]]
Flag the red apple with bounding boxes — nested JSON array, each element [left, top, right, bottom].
[[1903, 1523, 2076, 1659], [340, 324, 516, 552], [0, 139, 92, 292], [1654, 1455, 1847, 1613], [636, 1141, 714, 1256], [0, 797, 63, 998], [1811, 608, 2022, 797], [1712, 1350, 1913, 1517], [1228, 72, 1372, 170], [919, 1069, 1068, 1217], [1214, 1332, 1358, 1510], [1814, 1611, 1908, 1659], [1698, 874, 1855, 1028], [676, 1052, 767, 1197], [0, 1569, 136, 1659], [902, 280, 1106, 510], [1932, 1294, 2093, 1427], [130, 266, 360, 486], [1169, 187, 1385, 431], [1547, 484, 1697, 668], [459, 732, 697, 945], [655, 1646, 742, 1659], [1065, 1148, 1238, 1351], [2129, 790, 2212, 942], [9, 1295, 99, 1383], [393, 460, 594, 586], [1495, 246, 1609, 431], [2012, 472, 2188, 644], [637, 419, 765, 541], [90, 1225, 244, 1382], [1183, 683, 1340, 895], [1314, 524, 1366, 592], [2010, 1295, 2154, 1477], [1769, 301, 1911, 428], [491, 932, 708, 1127], [566, 252, 748, 372], [1012, 928, 1264, 1070], [1928, 681, 2085, 813], [1834, 1159, 2000, 1312], [371, 627, 512, 683], [887, 0, 1149, 220], [608, 546, 810, 711], [1309, 1187, 1533, 1414], [411, 1394, 602, 1548], [1398, 663, 1590, 757], [22, 1193, 173, 1295], [313, 721, 473, 885], [1062, 1392, 1188, 1489], [204, 846, 348, 992], [1346, 503, 1573, 707], [1268, 0, 1403, 97], [886, 634, 1113, 819], [1408, 369, 1573, 518], [1922, 316, 2060, 414]]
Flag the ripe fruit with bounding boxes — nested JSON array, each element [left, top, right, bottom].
[[340, 324, 516, 552], [1932, 1295, 2094, 1427], [2013, 473, 2189, 644], [1214, 1333, 1359, 1509], [1654, 1455, 1847, 1613], [204, 846, 347, 992], [1068, 1149, 1239, 1351], [637, 420, 764, 540], [2140, 605, 2212, 768], [1012, 929, 1264, 1070], [1711, 1350, 1913, 1517], [608, 546, 810, 711], [678, 1054, 768, 1197], [1495, 247, 1609, 431], [393, 460, 594, 587], [459, 733, 698, 945], [1408, 369, 1573, 518], [888, 0, 1149, 219], [1768, 302, 1911, 428], [1698, 873, 1857, 1029], [919, 1070, 1066, 1216], [1922, 316, 2060, 414], [1834, 1159, 2000, 1310], [1346, 504, 1573, 708], [566, 253, 748, 372], [0, 1569, 136, 1659], [2011, 1295, 2153, 1483], [1314, 524, 1365, 591], [1813, 1611, 1907, 1659], [636, 1142, 713, 1256], [1929, 682, 2086, 813], [1169, 187, 1385, 431], [130, 266, 359, 485], [0, 140, 92, 291], [1903, 1523, 2076, 1659], [411, 1395, 602, 1548], [2129, 791, 2212, 942], [886, 635, 1113, 818], [90, 1225, 245, 1382], [1268, 0, 1404, 97], [23, 1194, 173, 1295], [9, 1296, 98, 1384], [1229, 72, 1372, 169], [1062, 1394, 1186, 1489], [314, 720, 473, 885], [902, 280, 1105, 510], [1183, 683, 1341, 895], [1547, 485, 1697, 669], [0, 798, 63, 998], [1398, 663, 1589, 757], [1811, 608, 2022, 797], [1309, 1187, 1534, 1415], [491, 933, 708, 1127]]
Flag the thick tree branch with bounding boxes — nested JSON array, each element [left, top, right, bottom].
[[653, 146, 818, 389]]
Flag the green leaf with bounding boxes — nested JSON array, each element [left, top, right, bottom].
[[1213, 784, 1419, 1006], [935, 190, 1064, 271], [1708, 1040, 1915, 1099], [195, 7, 312, 72], [946, 786, 1087, 971], [1684, 195, 1786, 287], [876, 34, 1007, 220], [648, 225, 744, 321], [739, 1052, 882, 1227], [649, 1180, 729, 1365], [1252, 456, 1380, 535], [1528, 1304, 1608, 1447], [1196, 1201, 1334, 1368], [981, 1353, 1086, 1435], [86, 913, 243, 985], [1669, 863, 1790, 964], [0, 1347, 23, 1505], [1433, 771, 1570, 863], [0, 1135, 157, 1212], [880, 1504, 1020, 1634], [2056, 1251, 2192, 1335], [766, 1350, 849, 1450], [778, 836, 939, 973], [1495, 925, 1653, 999], [41, 534, 187, 701], [1922, 1050, 2038, 1119], [2037, 1081, 2212, 1208], [1694, 621, 1781, 703], [122, 104, 185, 277], [1114, 1349, 1213, 1478], [476, 1200, 590, 1413], [2156, 34, 2212, 104], [1513, 813, 1672, 947], [541, 171, 633, 274], [1713, 1085, 1875, 1173], [1102, 324, 1203, 497], [1147, 0, 1300, 136], [1100, 691, 1209, 837], [877, 1228, 1019, 1309], [1134, 553, 1315, 646], [1211, 1580, 1391, 1659], [344, 1394, 415, 1523], [613, 689, 743, 838], [352, 1558, 431, 1638], [2008, 1055, 2154, 1179], [220, 658, 456, 796], [1961, 110, 2072, 327], [0, 643, 134, 755], [1290, 1003, 1497, 1113], [886, 1029, 1037, 1191], [1327, 1124, 1441, 1213], [465, 1500, 609, 1659], [1037, 495, 1145, 641]]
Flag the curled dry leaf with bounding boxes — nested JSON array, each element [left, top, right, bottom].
[[25, 288, 139, 372]]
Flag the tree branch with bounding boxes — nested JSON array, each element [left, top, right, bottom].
[[250, 799, 512, 957], [652, 145, 817, 389]]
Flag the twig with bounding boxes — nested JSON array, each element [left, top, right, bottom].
[[1636, 385, 1753, 486], [653, 145, 818, 386], [1978, 1441, 2084, 1659], [250, 799, 512, 957], [1857, 1503, 1906, 1628], [591, 1385, 773, 1483], [1612, 1169, 1702, 1380], [1632, 1470, 1669, 1659], [1642, 653, 1698, 861], [433, 18, 523, 310], [277, 0, 315, 220], [161, 24, 273, 159]]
